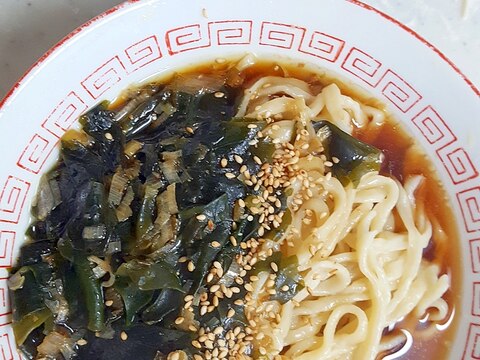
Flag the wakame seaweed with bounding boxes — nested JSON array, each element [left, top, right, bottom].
[[8, 84, 279, 359]]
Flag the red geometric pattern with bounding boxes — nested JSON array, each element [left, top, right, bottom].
[[377, 69, 422, 113], [299, 30, 345, 62], [437, 146, 478, 185], [209, 21, 252, 45], [166, 24, 211, 55], [474, 283, 480, 317], [0, 231, 15, 268], [81, 56, 126, 99], [41, 91, 88, 138], [457, 187, 480, 233], [16, 133, 57, 175], [470, 239, 480, 273], [0, 176, 30, 224], [0, 278, 10, 317], [341, 47, 383, 86], [0, 326, 17, 360], [259, 22, 305, 49], [411, 106, 457, 148], [123, 35, 162, 73], [463, 323, 480, 359]]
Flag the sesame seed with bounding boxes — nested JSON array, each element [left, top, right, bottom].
[[214, 91, 225, 98], [77, 339, 88, 346], [192, 340, 202, 349], [225, 172, 236, 179], [213, 261, 222, 269], [179, 256, 188, 263], [188, 261, 195, 272], [105, 300, 113, 307], [253, 156, 262, 165], [120, 331, 128, 341], [270, 262, 279, 272], [196, 214, 207, 221], [175, 316, 185, 325], [234, 155, 243, 164], [281, 285, 290, 291], [250, 206, 260, 214], [244, 283, 254, 292], [189, 324, 197, 332], [211, 241, 221, 248], [210, 284, 220, 293], [258, 226, 265, 236], [247, 123, 258, 129], [227, 309, 235, 318], [105, 132, 113, 140], [238, 199, 245, 208], [169, 352, 180, 360], [220, 158, 228, 167], [186, 126, 194, 134]]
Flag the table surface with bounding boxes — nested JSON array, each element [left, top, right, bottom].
[[0, 0, 478, 100]]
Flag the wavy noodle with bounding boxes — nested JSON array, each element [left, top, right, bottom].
[[237, 70, 450, 359]]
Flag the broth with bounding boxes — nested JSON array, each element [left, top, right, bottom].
[[13, 60, 461, 360]]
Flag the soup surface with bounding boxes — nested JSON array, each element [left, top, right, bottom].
[[8, 57, 459, 360]]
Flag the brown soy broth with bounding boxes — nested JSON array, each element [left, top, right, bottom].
[[112, 58, 460, 359]]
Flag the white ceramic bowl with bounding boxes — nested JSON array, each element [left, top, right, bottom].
[[0, 0, 478, 358]]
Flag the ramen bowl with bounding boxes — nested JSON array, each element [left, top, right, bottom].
[[0, 0, 478, 358]]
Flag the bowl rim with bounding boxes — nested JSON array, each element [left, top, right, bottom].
[[0, 0, 478, 113], [0, 1, 477, 358]]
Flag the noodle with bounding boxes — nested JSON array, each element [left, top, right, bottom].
[[236, 65, 449, 359]]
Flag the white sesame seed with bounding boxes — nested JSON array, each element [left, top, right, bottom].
[[270, 262, 279, 272], [234, 155, 243, 164]]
